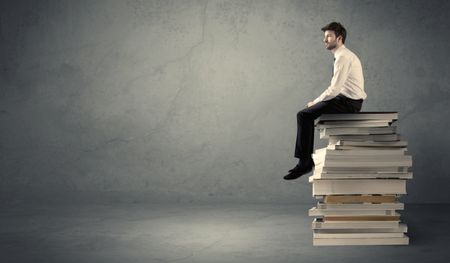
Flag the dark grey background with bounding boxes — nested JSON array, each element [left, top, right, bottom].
[[1, 0, 449, 205]]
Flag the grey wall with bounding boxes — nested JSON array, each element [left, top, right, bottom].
[[1, 0, 449, 204]]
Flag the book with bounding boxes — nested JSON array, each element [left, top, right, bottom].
[[316, 120, 391, 129], [316, 202, 404, 210], [323, 195, 397, 204], [312, 179, 407, 195], [334, 140, 408, 147], [309, 207, 398, 216], [313, 223, 407, 232], [328, 134, 401, 144], [313, 165, 410, 174], [313, 235, 409, 246], [311, 172, 413, 180], [319, 126, 396, 138], [316, 112, 399, 123], [311, 218, 400, 229], [327, 145, 406, 150], [313, 155, 410, 161], [313, 231, 405, 239], [312, 155, 412, 168], [314, 147, 407, 156], [323, 214, 401, 221]]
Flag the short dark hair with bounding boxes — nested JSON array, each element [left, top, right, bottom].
[[321, 22, 347, 44]]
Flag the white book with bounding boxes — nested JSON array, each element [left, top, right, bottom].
[[313, 224, 407, 233], [312, 155, 413, 168], [319, 126, 396, 138], [311, 218, 399, 229], [311, 179, 407, 195], [311, 172, 413, 180], [313, 155, 409, 163], [316, 202, 404, 210], [313, 152, 411, 161], [313, 232, 405, 239], [316, 120, 391, 129], [327, 145, 407, 150], [316, 112, 399, 123], [334, 140, 408, 147], [328, 134, 401, 144], [314, 147, 407, 156], [309, 207, 398, 216], [313, 235, 409, 246], [313, 165, 409, 174]]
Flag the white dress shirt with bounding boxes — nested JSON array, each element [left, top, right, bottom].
[[312, 45, 367, 104]]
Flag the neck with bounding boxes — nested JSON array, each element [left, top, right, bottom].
[[331, 43, 344, 54]]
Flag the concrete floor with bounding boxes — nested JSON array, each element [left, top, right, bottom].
[[1, 203, 449, 263]]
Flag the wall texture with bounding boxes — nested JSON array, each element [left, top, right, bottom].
[[1, 0, 449, 204]]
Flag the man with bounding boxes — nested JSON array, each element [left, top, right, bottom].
[[284, 22, 367, 180]]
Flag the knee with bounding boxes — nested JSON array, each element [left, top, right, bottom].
[[297, 109, 311, 120]]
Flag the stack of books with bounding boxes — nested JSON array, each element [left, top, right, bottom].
[[309, 112, 412, 246]]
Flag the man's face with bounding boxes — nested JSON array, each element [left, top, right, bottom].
[[323, 30, 340, 50]]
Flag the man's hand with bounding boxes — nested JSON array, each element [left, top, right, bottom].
[[306, 101, 315, 108]]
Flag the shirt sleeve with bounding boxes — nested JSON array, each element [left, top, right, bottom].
[[312, 55, 352, 104]]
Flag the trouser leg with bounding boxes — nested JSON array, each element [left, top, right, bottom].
[[294, 95, 363, 159]]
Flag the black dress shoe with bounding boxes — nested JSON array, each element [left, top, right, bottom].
[[283, 159, 314, 180]]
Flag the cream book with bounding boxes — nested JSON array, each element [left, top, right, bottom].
[[328, 134, 401, 145], [319, 126, 396, 138], [323, 195, 398, 204], [316, 202, 404, 210], [316, 112, 399, 123], [313, 235, 409, 246], [312, 155, 413, 168], [311, 218, 399, 229], [311, 179, 407, 195], [316, 120, 391, 129], [309, 207, 398, 216], [311, 171, 413, 180], [313, 223, 407, 233], [333, 140, 408, 147], [312, 165, 410, 175], [313, 232, 405, 239], [314, 147, 407, 156]]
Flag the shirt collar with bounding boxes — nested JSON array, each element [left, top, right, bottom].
[[334, 44, 346, 58]]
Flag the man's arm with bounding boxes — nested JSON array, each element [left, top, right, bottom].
[[309, 56, 352, 106]]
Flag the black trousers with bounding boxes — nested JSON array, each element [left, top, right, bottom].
[[295, 94, 363, 159]]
